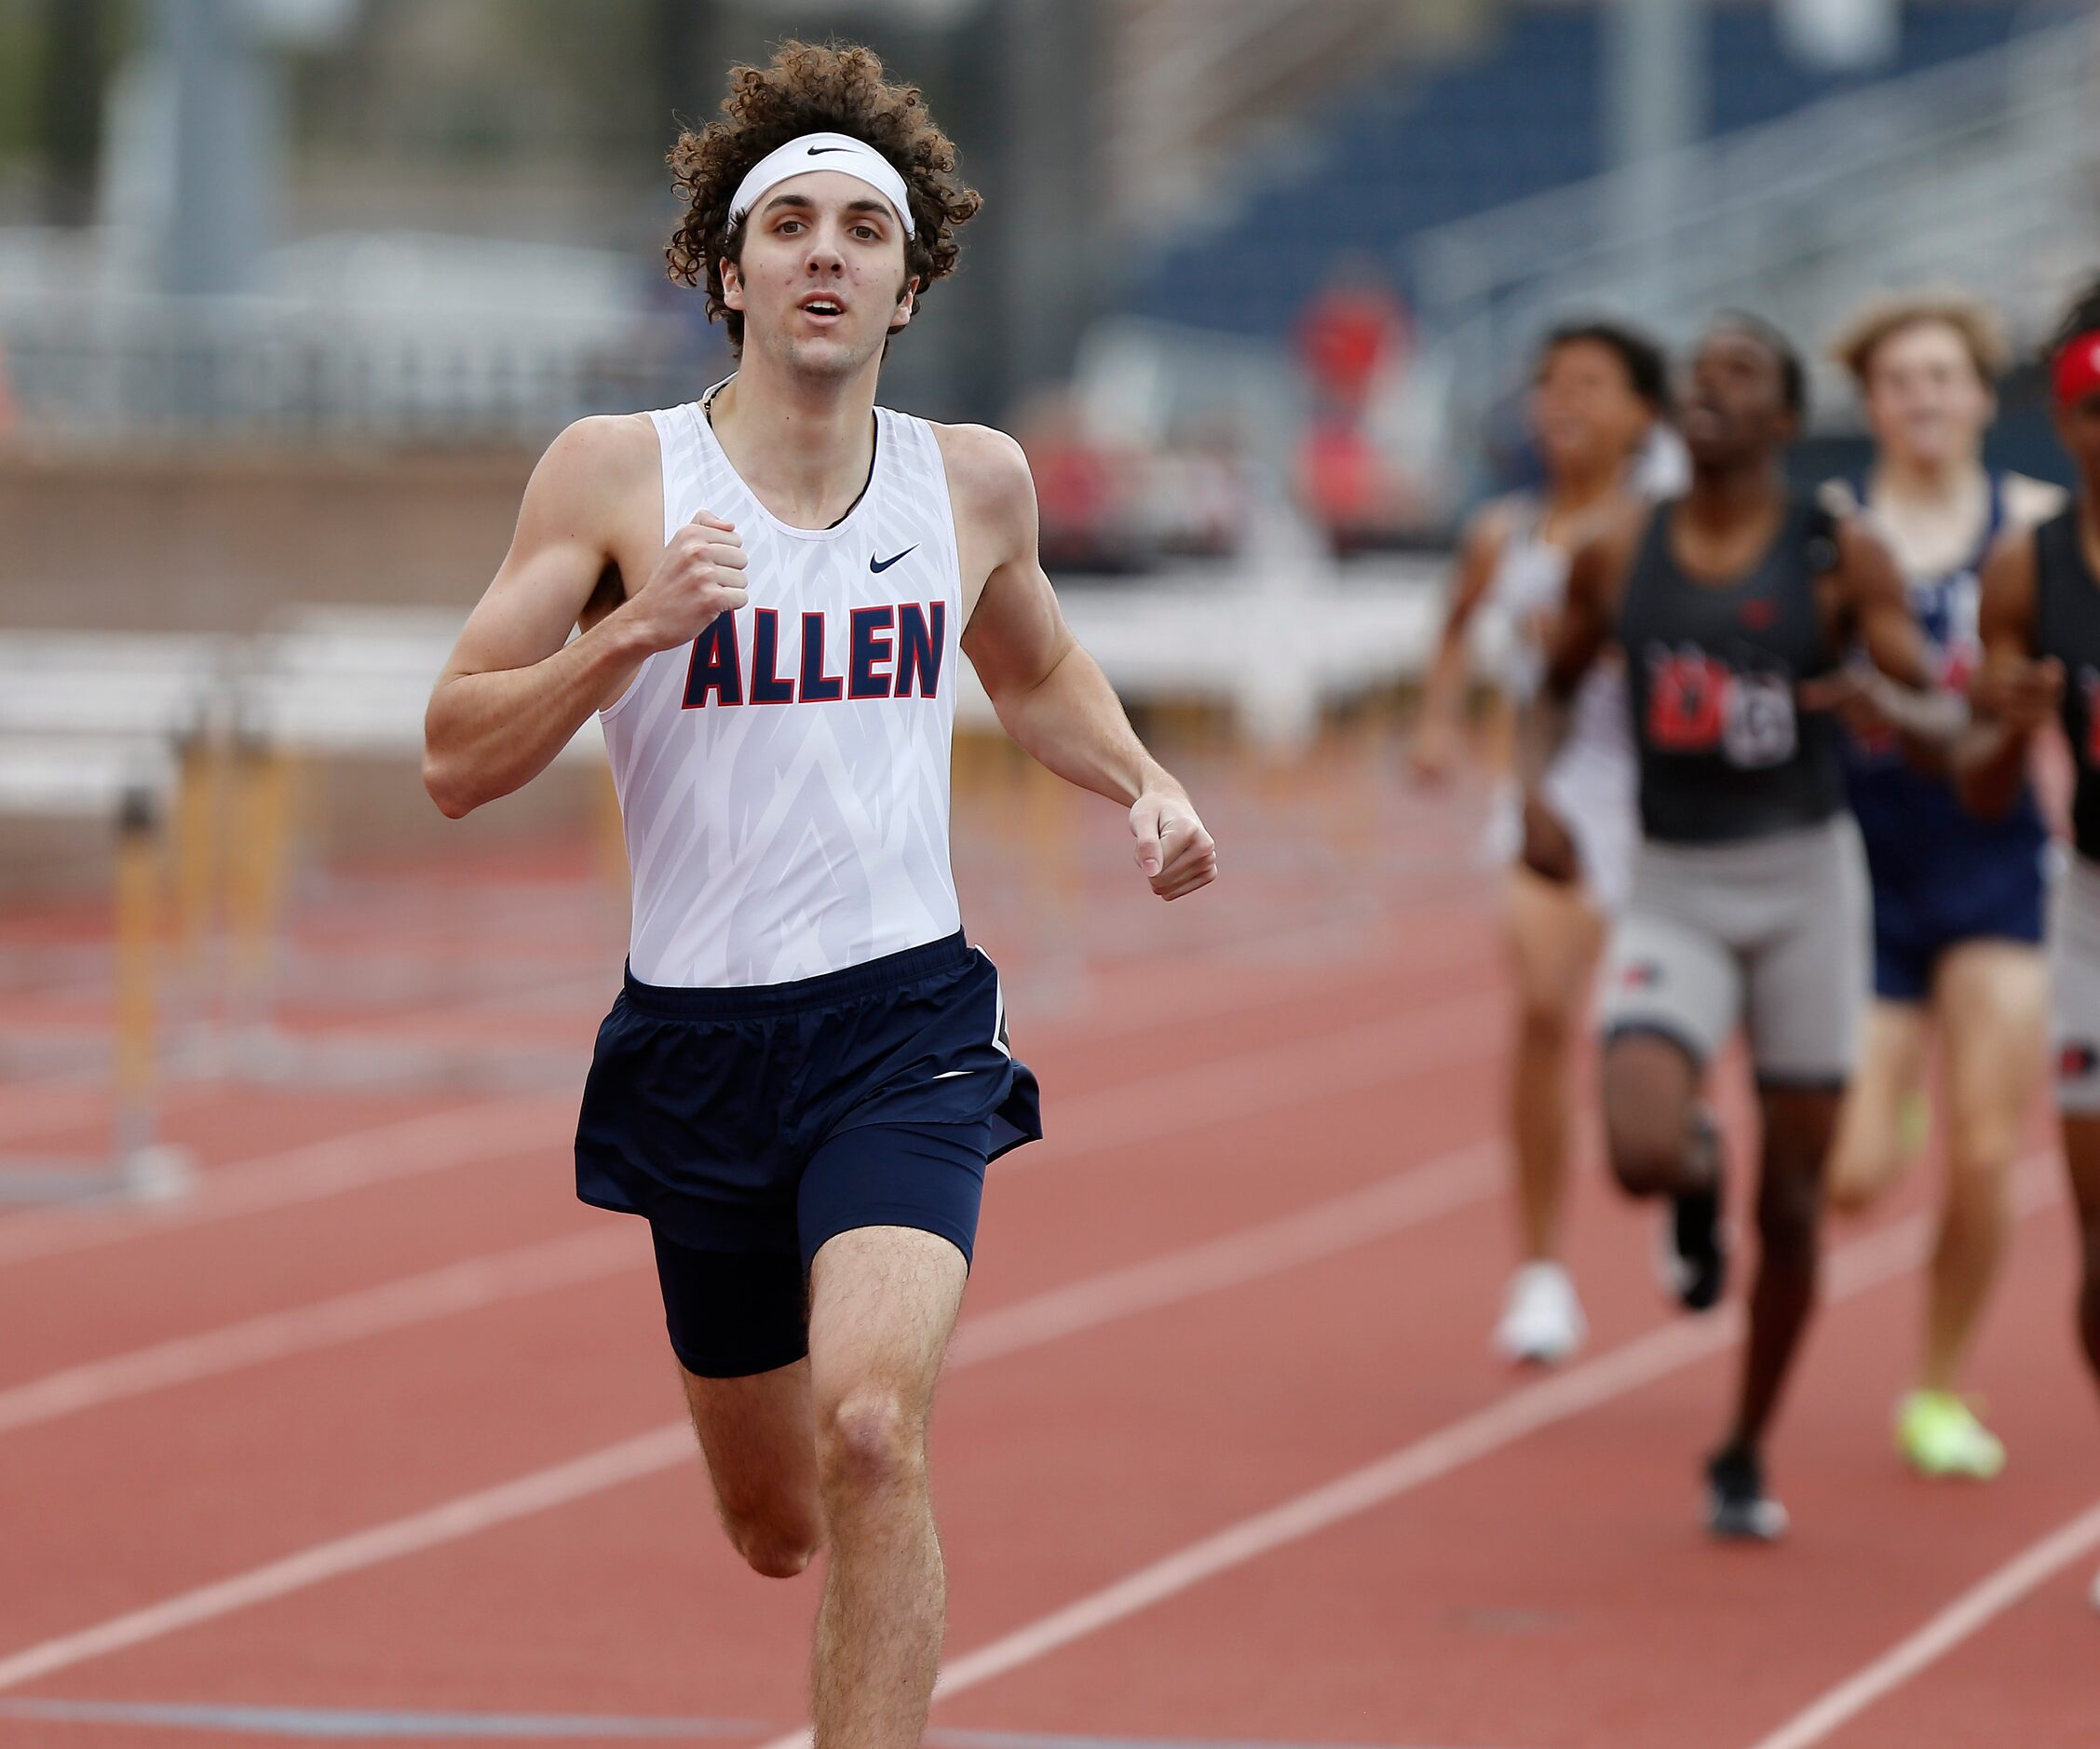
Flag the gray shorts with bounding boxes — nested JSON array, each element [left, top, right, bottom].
[[1599, 815, 1869, 1087], [2053, 854, 2100, 1117]]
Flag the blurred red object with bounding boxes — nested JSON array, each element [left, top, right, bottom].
[[1296, 279, 1410, 413]]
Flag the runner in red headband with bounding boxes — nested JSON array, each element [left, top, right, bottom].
[[1959, 273, 2100, 1612]]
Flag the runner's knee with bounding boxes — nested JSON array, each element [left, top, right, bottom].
[[1755, 1166, 1822, 1272], [708, 1463, 822, 1579], [722, 1505, 821, 1579], [817, 1387, 925, 1503], [1943, 1100, 2019, 1178]]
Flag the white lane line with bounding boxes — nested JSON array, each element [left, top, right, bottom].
[[0, 1228, 640, 1436], [0, 1426, 695, 1695], [1741, 1495, 2100, 1749], [954, 1142, 1498, 1364], [745, 1159, 2067, 1749], [0, 1132, 1510, 1691], [1006, 987, 1500, 1169], [0, 1098, 574, 1269], [0, 1138, 1502, 1439]]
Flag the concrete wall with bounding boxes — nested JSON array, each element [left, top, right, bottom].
[[0, 442, 535, 630]]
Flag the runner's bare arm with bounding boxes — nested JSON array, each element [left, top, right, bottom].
[[1807, 515, 1967, 762], [423, 415, 747, 818], [947, 425, 1216, 902], [1958, 531, 2061, 820], [1410, 503, 1512, 783], [1516, 506, 1633, 793]]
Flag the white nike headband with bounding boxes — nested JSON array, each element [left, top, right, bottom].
[[727, 132, 916, 239]]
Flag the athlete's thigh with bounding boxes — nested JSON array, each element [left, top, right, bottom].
[[1828, 1001, 1931, 1208], [1746, 824, 1868, 1088], [1934, 940, 2050, 1164], [1599, 905, 1741, 1071], [1503, 863, 1606, 1019], [649, 1231, 820, 1525], [805, 1225, 969, 1423]]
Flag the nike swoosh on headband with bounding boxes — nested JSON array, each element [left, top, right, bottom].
[[728, 132, 916, 237]]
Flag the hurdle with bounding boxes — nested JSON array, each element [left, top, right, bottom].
[[226, 608, 617, 1089], [0, 736, 193, 1203], [0, 631, 230, 1035]]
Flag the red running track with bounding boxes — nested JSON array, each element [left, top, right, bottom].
[[3, 787, 2097, 1749]]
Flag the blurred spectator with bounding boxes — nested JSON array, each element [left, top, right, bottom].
[[1017, 392, 1253, 576], [1136, 416, 1244, 561], [1018, 392, 1127, 573], [1293, 261, 1435, 551], [1295, 261, 1412, 416]]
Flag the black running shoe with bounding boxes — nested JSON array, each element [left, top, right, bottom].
[[1706, 1445, 1789, 1542], [1661, 1108, 1727, 1313]]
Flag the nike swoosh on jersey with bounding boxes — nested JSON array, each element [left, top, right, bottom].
[[870, 546, 917, 573]]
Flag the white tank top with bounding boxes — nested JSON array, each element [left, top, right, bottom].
[[1489, 497, 1630, 766], [602, 396, 964, 987]]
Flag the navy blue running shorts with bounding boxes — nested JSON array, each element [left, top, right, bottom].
[[1868, 847, 2046, 1004], [574, 930, 1042, 1377]]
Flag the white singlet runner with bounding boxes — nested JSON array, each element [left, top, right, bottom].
[[602, 390, 965, 988], [1485, 497, 1638, 912]]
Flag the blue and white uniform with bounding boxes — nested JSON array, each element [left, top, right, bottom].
[[1839, 475, 2050, 1004], [575, 390, 1042, 1377]]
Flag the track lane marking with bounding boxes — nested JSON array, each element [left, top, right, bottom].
[[4, 1144, 2033, 1706], [0, 1130, 1511, 1690], [0, 1129, 1504, 1437], [0, 1228, 640, 1434], [0, 1098, 577, 1269], [743, 1159, 2067, 1748], [1741, 1493, 2100, 1749]]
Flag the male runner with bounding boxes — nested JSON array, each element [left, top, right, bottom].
[[1524, 316, 1951, 1539], [1958, 275, 2100, 1608], [422, 43, 1216, 1745], [1413, 320, 1673, 1366], [1822, 292, 2063, 1481]]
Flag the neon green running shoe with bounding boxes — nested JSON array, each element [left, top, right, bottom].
[[1896, 1390, 2006, 1481]]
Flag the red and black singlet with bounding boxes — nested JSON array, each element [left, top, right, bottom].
[[1618, 495, 1846, 845]]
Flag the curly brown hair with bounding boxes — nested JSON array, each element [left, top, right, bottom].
[[665, 41, 982, 359]]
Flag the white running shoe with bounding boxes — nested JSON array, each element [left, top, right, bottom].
[[1492, 1261, 1587, 1366]]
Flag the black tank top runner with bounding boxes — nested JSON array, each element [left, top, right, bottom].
[[2030, 507, 2100, 863], [1618, 493, 1846, 845]]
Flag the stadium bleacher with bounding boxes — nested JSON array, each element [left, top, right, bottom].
[[1124, 2, 2032, 339]]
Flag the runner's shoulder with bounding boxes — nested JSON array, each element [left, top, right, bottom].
[[520, 414, 659, 542], [539, 413, 658, 490], [1578, 493, 1652, 577], [931, 422, 1035, 536], [1457, 493, 1527, 569]]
